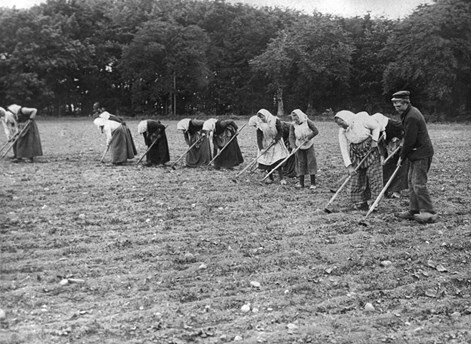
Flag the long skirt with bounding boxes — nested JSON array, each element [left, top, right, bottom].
[[186, 133, 211, 167], [13, 120, 43, 159], [213, 139, 243, 169], [383, 154, 409, 193], [283, 154, 296, 177], [110, 125, 137, 164], [146, 135, 170, 165], [349, 138, 382, 204], [295, 145, 317, 176]]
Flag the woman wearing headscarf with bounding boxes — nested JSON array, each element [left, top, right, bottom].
[[176, 118, 211, 167], [371, 112, 408, 198], [203, 118, 244, 170], [289, 109, 319, 189], [137, 120, 170, 166], [5, 104, 43, 162], [93, 112, 137, 165], [253, 109, 289, 185], [334, 110, 382, 210], [1, 107, 17, 141]]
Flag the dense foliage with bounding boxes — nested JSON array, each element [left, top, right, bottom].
[[0, 0, 469, 119]]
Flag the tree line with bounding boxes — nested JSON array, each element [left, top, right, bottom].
[[0, 0, 470, 120]]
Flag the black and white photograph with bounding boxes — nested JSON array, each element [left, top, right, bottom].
[[1, 0, 470, 343]]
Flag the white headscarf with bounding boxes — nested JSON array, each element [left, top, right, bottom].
[[335, 110, 380, 144], [7, 104, 21, 116], [203, 118, 218, 132], [93, 117, 106, 128], [334, 110, 355, 128], [256, 109, 279, 139], [248, 115, 262, 129], [137, 120, 148, 134], [291, 109, 307, 124], [257, 109, 276, 126], [371, 113, 388, 132], [177, 118, 191, 131], [291, 109, 314, 149]]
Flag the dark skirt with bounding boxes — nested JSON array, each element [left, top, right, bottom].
[[186, 133, 211, 167], [383, 153, 409, 193], [146, 135, 170, 165], [258, 158, 285, 172], [213, 138, 244, 169], [110, 125, 137, 164], [283, 153, 296, 177], [13, 120, 43, 158]]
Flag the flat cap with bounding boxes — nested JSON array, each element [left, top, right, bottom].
[[391, 90, 410, 101]]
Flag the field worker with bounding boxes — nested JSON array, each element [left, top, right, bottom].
[[93, 113, 136, 165], [254, 109, 289, 185], [203, 118, 243, 170], [391, 90, 437, 224], [176, 118, 211, 168], [371, 112, 408, 198], [5, 104, 43, 163], [137, 120, 170, 166], [1, 107, 17, 141], [334, 110, 382, 211], [289, 109, 319, 189]]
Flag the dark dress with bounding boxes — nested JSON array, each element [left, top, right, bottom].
[[12, 108, 43, 159], [280, 121, 296, 177], [381, 119, 408, 194], [185, 119, 211, 167], [212, 120, 244, 169], [109, 117, 137, 164], [143, 120, 170, 165]]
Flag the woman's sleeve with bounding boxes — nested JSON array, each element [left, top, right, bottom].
[[274, 119, 282, 142], [288, 125, 296, 148], [104, 124, 113, 146], [338, 130, 352, 167], [307, 119, 319, 139], [23, 107, 38, 119]]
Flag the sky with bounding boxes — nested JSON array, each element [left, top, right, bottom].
[[1, 0, 435, 18]]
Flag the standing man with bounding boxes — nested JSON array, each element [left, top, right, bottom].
[[392, 91, 437, 223]]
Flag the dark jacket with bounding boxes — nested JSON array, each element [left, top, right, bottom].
[[400, 105, 434, 161]]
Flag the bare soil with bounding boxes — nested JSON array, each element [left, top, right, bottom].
[[1, 119, 470, 344]]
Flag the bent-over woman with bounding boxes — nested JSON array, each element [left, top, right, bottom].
[[137, 120, 170, 166], [203, 118, 243, 170], [6, 104, 43, 163], [334, 110, 382, 210], [1, 107, 17, 142], [253, 109, 289, 185], [177, 119, 211, 168], [289, 109, 319, 189], [93, 112, 136, 165]]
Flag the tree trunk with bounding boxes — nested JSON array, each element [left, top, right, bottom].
[[173, 72, 177, 116], [276, 87, 284, 117]]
